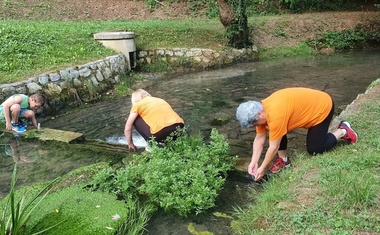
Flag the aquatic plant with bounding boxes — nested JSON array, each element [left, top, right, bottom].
[[25, 186, 129, 235], [90, 128, 236, 217]]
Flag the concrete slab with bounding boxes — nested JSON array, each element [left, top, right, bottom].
[[31, 128, 85, 143], [2, 128, 85, 144]]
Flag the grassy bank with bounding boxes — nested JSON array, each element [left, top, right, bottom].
[[2, 12, 379, 84], [0, 19, 225, 84]]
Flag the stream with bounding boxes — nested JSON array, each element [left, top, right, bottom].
[[1, 49, 380, 234]]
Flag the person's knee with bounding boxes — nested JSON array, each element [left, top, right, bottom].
[[10, 104, 21, 112], [22, 110, 35, 119], [307, 146, 323, 155]]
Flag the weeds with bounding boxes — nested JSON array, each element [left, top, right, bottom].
[[308, 24, 368, 50], [116, 200, 153, 235], [90, 128, 236, 217], [0, 163, 61, 235]]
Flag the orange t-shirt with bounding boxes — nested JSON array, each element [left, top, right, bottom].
[[130, 96, 184, 134], [256, 87, 332, 141]]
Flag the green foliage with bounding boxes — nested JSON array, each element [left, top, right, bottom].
[[0, 163, 61, 235], [259, 42, 316, 61], [309, 25, 368, 50], [113, 72, 145, 97], [249, 0, 362, 14], [224, 0, 251, 49], [140, 60, 173, 73], [25, 186, 128, 235], [144, 0, 159, 11], [0, 20, 113, 83], [248, 0, 281, 15], [138, 129, 234, 216], [280, 0, 360, 13], [116, 199, 153, 235], [203, 0, 220, 18], [90, 128, 236, 217]]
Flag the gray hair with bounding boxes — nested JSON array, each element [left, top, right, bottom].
[[236, 101, 263, 128]]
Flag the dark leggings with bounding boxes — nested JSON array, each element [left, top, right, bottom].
[[133, 116, 184, 143], [278, 101, 337, 155]]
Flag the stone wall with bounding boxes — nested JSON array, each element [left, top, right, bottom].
[[0, 47, 259, 117], [138, 46, 259, 71]]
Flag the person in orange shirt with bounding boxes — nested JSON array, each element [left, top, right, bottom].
[[236, 87, 358, 181], [124, 89, 184, 151]]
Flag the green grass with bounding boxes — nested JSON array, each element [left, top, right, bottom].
[[1, 17, 323, 85], [231, 92, 380, 234], [258, 42, 316, 60], [0, 18, 225, 84]]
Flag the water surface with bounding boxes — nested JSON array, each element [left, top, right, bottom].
[[1, 49, 380, 234]]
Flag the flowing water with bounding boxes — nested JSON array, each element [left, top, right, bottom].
[[1, 49, 380, 234]]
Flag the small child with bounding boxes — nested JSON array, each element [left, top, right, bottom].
[[0, 93, 45, 132]]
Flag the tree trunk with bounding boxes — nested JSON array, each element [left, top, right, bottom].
[[216, 0, 251, 49], [217, 0, 236, 27]]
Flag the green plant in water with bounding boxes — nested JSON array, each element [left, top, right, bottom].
[[0, 163, 61, 235], [116, 199, 153, 235], [90, 128, 236, 217]]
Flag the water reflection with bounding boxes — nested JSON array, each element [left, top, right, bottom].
[[4, 138, 40, 163], [0, 132, 126, 200]]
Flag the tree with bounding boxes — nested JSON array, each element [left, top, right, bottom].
[[217, 0, 251, 49]]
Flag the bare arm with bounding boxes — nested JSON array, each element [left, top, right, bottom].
[[30, 114, 38, 128], [248, 132, 266, 176], [3, 95, 23, 131], [254, 138, 281, 181], [124, 112, 138, 151]]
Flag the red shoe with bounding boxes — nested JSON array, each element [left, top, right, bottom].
[[269, 157, 291, 173], [338, 121, 358, 144]]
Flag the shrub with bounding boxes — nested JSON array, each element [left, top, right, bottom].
[[308, 25, 368, 50], [90, 128, 236, 217]]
